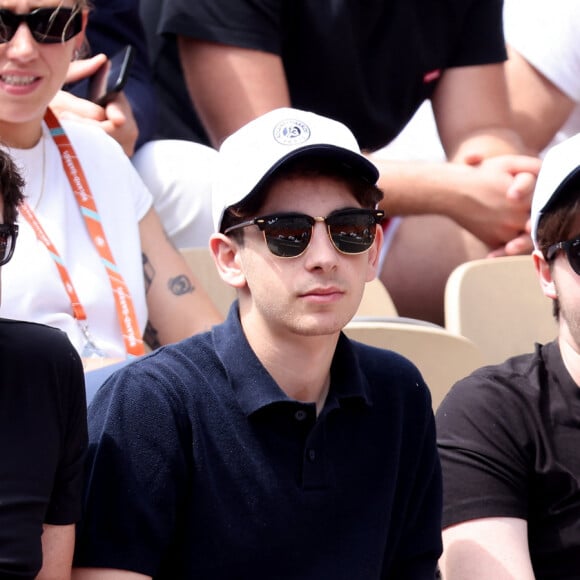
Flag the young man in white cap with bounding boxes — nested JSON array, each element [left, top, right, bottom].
[[437, 133, 580, 578], [72, 108, 442, 579]]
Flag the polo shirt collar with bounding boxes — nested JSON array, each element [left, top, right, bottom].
[[212, 302, 372, 417]]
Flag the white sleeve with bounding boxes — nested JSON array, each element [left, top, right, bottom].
[[503, 0, 580, 102]]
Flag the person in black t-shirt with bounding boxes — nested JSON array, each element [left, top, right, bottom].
[[437, 133, 580, 578], [139, 0, 542, 324], [0, 149, 88, 579]]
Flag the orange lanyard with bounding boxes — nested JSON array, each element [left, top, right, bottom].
[[19, 109, 145, 357]]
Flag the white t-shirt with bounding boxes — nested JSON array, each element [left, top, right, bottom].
[[376, 0, 580, 161], [2, 120, 152, 359], [504, 0, 580, 151]]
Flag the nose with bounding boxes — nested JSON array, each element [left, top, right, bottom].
[[303, 221, 339, 271], [5, 23, 39, 62]]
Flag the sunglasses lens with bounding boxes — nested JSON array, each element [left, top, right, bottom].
[[567, 239, 580, 275], [0, 226, 16, 266], [0, 11, 17, 42], [0, 8, 80, 44], [263, 216, 312, 258], [328, 212, 377, 254], [30, 8, 80, 43]]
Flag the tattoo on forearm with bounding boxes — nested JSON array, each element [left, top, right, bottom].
[[144, 321, 161, 350], [143, 253, 155, 294], [169, 275, 195, 296]]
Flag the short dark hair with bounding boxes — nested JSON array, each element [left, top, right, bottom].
[[535, 175, 580, 319], [0, 149, 25, 225], [221, 156, 384, 240]]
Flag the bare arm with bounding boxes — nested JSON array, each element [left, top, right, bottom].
[[73, 569, 150, 580], [138, 208, 222, 349], [372, 63, 540, 253], [36, 524, 75, 580], [439, 517, 535, 579], [505, 45, 575, 154], [177, 39, 290, 147]]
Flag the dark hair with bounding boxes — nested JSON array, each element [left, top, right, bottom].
[[221, 156, 384, 241], [0, 149, 25, 225], [535, 176, 580, 319]]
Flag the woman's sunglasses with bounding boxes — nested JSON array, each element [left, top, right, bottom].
[[0, 7, 82, 44], [546, 234, 580, 275], [0, 223, 18, 266], [225, 208, 384, 258]]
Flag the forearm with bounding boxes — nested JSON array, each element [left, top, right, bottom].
[[177, 39, 290, 147], [37, 524, 75, 580], [440, 518, 535, 579], [370, 155, 540, 249], [371, 158, 473, 218], [139, 209, 222, 348]]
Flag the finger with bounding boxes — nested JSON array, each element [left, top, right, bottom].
[[487, 246, 508, 258], [503, 154, 542, 176], [503, 233, 534, 256], [65, 54, 108, 84], [506, 171, 537, 201], [54, 93, 107, 122]]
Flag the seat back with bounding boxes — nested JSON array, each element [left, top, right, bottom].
[[444, 255, 557, 365], [181, 247, 237, 317], [354, 278, 398, 318], [344, 320, 485, 410]]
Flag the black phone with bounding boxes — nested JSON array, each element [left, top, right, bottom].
[[88, 45, 135, 106]]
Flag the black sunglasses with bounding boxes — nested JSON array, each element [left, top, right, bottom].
[[225, 208, 384, 258], [0, 7, 82, 44], [546, 234, 580, 275], [0, 223, 18, 266]]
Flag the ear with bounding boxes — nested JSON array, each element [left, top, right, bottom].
[[533, 249, 557, 300], [74, 9, 89, 52], [209, 234, 247, 289], [365, 224, 383, 282]]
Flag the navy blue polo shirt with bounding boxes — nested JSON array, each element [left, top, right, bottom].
[[74, 304, 442, 578]]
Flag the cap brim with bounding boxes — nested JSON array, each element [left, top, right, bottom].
[[233, 143, 379, 209]]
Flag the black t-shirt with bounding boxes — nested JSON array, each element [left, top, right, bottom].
[[140, 0, 506, 148], [0, 319, 87, 579], [436, 341, 580, 579]]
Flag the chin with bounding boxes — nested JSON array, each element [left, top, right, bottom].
[[293, 313, 352, 337]]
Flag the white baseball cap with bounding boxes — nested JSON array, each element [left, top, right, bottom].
[[212, 108, 379, 232], [531, 133, 580, 247]]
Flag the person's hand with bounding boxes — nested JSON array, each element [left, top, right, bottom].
[[449, 154, 541, 253], [50, 55, 139, 157]]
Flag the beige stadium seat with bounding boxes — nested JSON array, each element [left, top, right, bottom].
[[444, 255, 557, 365], [344, 320, 485, 410], [181, 247, 398, 319], [355, 278, 398, 318]]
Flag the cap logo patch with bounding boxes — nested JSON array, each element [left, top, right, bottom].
[[273, 119, 311, 145]]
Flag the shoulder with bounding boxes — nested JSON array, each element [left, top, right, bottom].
[[93, 332, 218, 405], [348, 338, 432, 410], [58, 119, 128, 161], [0, 319, 85, 405], [0, 318, 78, 360], [438, 349, 543, 417]]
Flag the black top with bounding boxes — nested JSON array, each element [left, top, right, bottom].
[[0, 319, 87, 579], [140, 0, 506, 148], [437, 341, 580, 579], [75, 303, 442, 578]]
